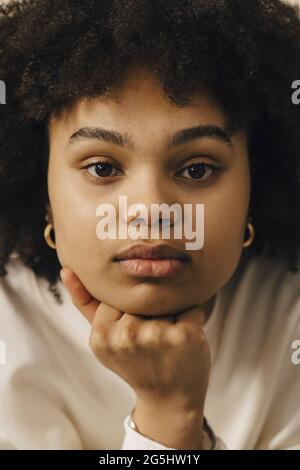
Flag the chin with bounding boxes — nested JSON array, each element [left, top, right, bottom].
[[87, 277, 197, 316], [114, 292, 192, 316]]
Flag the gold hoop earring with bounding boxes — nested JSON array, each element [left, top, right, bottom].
[[44, 223, 56, 250], [243, 219, 255, 248]]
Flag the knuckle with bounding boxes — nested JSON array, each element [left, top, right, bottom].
[[168, 325, 192, 345], [196, 329, 207, 348], [139, 323, 165, 348], [122, 323, 138, 343], [113, 324, 138, 351], [88, 329, 108, 354]]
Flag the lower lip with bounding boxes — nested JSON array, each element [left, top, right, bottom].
[[115, 258, 189, 278]]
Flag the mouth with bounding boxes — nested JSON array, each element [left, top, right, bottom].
[[113, 243, 191, 261], [112, 243, 191, 278], [114, 258, 190, 278]]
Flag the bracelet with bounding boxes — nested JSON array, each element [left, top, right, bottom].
[[129, 407, 217, 450], [128, 407, 149, 438]]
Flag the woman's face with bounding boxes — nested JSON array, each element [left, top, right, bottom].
[[47, 67, 250, 317]]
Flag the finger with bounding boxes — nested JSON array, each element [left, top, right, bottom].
[[119, 312, 176, 325], [115, 312, 175, 349], [146, 313, 176, 323], [92, 302, 124, 330], [60, 267, 99, 324], [175, 306, 206, 326]]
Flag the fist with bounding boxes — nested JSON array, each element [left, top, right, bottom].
[[60, 267, 211, 410]]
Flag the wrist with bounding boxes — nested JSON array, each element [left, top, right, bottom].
[[132, 398, 206, 449]]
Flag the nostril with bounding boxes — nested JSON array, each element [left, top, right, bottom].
[[131, 217, 147, 226]]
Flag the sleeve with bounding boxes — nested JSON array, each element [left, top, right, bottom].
[[0, 432, 18, 450], [121, 415, 177, 450], [255, 303, 300, 450], [121, 414, 228, 450], [214, 436, 228, 450]]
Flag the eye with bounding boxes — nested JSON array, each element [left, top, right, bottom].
[[84, 161, 122, 179], [177, 162, 219, 181]]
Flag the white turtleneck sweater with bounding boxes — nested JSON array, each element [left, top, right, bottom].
[[0, 250, 299, 450]]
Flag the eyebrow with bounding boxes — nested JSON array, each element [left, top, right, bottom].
[[68, 124, 234, 150]]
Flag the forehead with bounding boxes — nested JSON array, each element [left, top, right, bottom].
[[48, 67, 229, 139]]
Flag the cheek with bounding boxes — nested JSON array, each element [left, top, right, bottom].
[[202, 209, 246, 290], [47, 163, 103, 269], [194, 162, 251, 295], [205, 191, 249, 253]]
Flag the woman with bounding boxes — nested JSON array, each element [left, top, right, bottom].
[[0, 0, 300, 450]]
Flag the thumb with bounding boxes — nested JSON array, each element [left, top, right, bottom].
[[60, 267, 99, 324]]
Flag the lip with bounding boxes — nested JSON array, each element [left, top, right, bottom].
[[115, 258, 188, 278], [112, 243, 191, 262]]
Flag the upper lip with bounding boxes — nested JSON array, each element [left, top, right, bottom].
[[113, 243, 191, 262]]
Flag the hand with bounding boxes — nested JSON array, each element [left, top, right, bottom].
[[60, 267, 211, 449]]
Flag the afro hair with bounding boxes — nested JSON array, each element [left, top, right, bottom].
[[0, 0, 300, 303]]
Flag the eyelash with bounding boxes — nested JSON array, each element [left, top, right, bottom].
[[82, 160, 220, 182]]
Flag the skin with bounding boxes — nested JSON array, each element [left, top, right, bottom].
[[47, 67, 250, 318], [46, 66, 251, 449]]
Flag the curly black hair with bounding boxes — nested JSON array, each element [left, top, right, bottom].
[[0, 0, 300, 304]]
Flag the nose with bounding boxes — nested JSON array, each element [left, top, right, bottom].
[[127, 209, 174, 230], [119, 169, 181, 230]]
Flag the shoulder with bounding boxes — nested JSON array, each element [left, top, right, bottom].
[[0, 252, 65, 303], [207, 249, 300, 360], [0, 252, 66, 326], [0, 253, 35, 294], [207, 252, 300, 449], [237, 251, 300, 316], [221, 250, 300, 347], [0, 252, 53, 315]]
